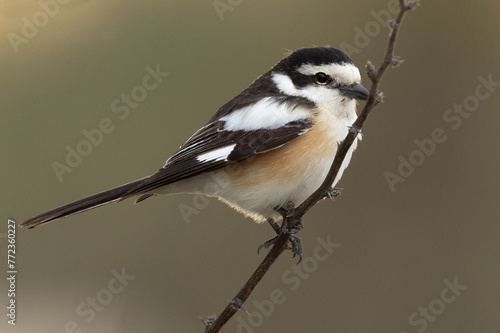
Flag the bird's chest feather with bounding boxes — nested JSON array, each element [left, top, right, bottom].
[[225, 107, 357, 204]]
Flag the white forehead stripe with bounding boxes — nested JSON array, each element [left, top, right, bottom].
[[220, 97, 310, 131], [297, 62, 361, 84], [196, 144, 236, 162]]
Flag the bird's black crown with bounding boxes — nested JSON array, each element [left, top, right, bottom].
[[273, 47, 355, 72]]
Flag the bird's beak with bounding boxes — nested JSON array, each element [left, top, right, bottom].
[[339, 83, 369, 100]]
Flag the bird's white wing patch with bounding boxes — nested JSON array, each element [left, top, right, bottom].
[[271, 74, 299, 96], [196, 144, 236, 163], [220, 97, 311, 131]]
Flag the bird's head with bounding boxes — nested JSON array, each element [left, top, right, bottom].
[[270, 47, 369, 115]]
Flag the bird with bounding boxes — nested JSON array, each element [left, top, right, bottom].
[[20, 47, 368, 252]]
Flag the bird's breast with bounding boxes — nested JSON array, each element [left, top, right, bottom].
[[216, 106, 359, 221]]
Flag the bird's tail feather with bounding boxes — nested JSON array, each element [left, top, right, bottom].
[[20, 177, 150, 229]]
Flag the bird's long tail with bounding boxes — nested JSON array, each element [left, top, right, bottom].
[[20, 177, 151, 229]]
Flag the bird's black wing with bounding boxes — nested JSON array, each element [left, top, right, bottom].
[[20, 96, 315, 228], [119, 97, 315, 199]]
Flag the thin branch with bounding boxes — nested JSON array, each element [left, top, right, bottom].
[[298, 0, 419, 216], [204, 1, 419, 331], [203, 234, 291, 332]]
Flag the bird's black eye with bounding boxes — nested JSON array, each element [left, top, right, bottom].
[[315, 72, 329, 84]]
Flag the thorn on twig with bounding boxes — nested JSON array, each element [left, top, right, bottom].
[[389, 55, 404, 67], [201, 315, 216, 329], [229, 298, 249, 315], [348, 125, 361, 135], [389, 19, 399, 31], [325, 187, 342, 199], [366, 61, 378, 81], [376, 92, 384, 104], [404, 0, 420, 10]]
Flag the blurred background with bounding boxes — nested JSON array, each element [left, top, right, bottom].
[[2, 1, 500, 332]]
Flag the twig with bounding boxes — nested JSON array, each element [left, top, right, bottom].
[[204, 1, 419, 331]]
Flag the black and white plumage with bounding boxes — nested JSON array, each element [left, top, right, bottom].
[[21, 47, 368, 229]]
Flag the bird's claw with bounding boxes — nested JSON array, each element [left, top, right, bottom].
[[258, 204, 304, 262], [257, 236, 279, 255], [257, 233, 303, 262], [273, 201, 297, 219]]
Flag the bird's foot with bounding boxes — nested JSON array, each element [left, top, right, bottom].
[[257, 202, 304, 262]]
